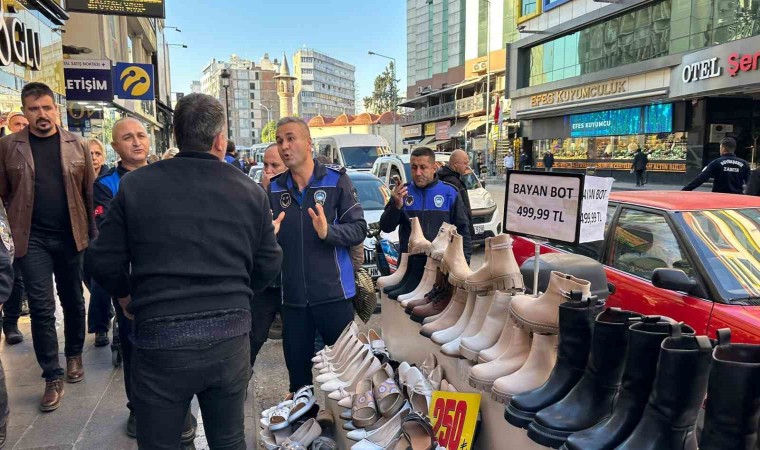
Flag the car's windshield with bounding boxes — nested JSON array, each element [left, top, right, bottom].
[[461, 172, 481, 190], [676, 208, 760, 303], [352, 179, 391, 211], [341, 146, 385, 169]]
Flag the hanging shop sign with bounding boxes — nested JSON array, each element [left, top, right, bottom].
[[66, 0, 166, 19], [424, 122, 436, 136], [530, 78, 628, 108], [504, 171, 584, 245], [114, 62, 155, 100], [0, 0, 42, 71], [435, 121, 450, 140], [403, 124, 422, 138], [429, 391, 481, 450], [535, 160, 686, 173], [579, 176, 614, 243], [63, 60, 114, 102]]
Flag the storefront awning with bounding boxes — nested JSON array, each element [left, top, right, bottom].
[[447, 120, 468, 137], [416, 136, 451, 148], [400, 75, 489, 107], [465, 116, 488, 133]]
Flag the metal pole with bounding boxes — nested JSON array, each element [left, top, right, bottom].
[[485, 0, 491, 176], [223, 85, 231, 139], [392, 58, 397, 154]]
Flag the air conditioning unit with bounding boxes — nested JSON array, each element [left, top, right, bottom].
[[709, 124, 733, 143]]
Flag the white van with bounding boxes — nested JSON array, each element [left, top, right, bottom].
[[312, 134, 391, 172]]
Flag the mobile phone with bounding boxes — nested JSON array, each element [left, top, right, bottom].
[[392, 175, 402, 188]]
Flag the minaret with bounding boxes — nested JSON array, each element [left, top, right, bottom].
[[275, 53, 296, 117]]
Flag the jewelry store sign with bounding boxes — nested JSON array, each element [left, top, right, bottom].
[[530, 79, 628, 108], [0, 0, 42, 71]]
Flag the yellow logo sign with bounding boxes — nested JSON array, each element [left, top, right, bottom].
[[119, 65, 151, 97], [429, 391, 481, 450]]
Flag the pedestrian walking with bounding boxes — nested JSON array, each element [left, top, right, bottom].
[[746, 167, 760, 196], [633, 146, 648, 186], [437, 149, 475, 247], [519, 151, 529, 170], [683, 137, 749, 194], [0, 200, 14, 447], [225, 140, 246, 172], [381, 146, 472, 261], [543, 149, 555, 172], [504, 152, 515, 173], [89, 138, 109, 177], [87, 93, 282, 449], [267, 117, 367, 393], [0, 82, 95, 412]]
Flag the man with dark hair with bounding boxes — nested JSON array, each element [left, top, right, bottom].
[[87, 93, 282, 449], [268, 116, 367, 392], [381, 146, 472, 259], [0, 82, 95, 412], [543, 149, 555, 172], [683, 137, 749, 194], [225, 140, 246, 172], [632, 146, 648, 186]]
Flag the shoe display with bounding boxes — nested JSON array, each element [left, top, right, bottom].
[[281, 418, 322, 448], [478, 317, 515, 364], [505, 292, 605, 428], [491, 333, 558, 404], [66, 355, 84, 383], [419, 288, 467, 338], [387, 255, 427, 300], [401, 412, 436, 450], [352, 379, 380, 428], [398, 258, 438, 304], [313, 321, 359, 364], [410, 284, 453, 323], [317, 333, 370, 373], [351, 404, 411, 449], [408, 217, 432, 256], [40, 379, 64, 412], [615, 334, 713, 450], [316, 343, 370, 383], [430, 291, 477, 345], [510, 271, 593, 334], [460, 290, 512, 361], [700, 329, 760, 450], [377, 253, 410, 290], [94, 331, 109, 347], [371, 364, 404, 418], [382, 253, 420, 295], [320, 349, 381, 393], [527, 308, 644, 448], [428, 223, 456, 261], [468, 323, 531, 391], [564, 319, 694, 450], [2, 321, 23, 345], [289, 385, 317, 423], [442, 233, 472, 288], [465, 234, 524, 293], [440, 292, 494, 357]]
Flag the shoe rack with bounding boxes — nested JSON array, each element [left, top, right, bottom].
[[380, 292, 549, 450]]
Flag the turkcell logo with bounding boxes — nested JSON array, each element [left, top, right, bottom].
[[114, 62, 155, 100]]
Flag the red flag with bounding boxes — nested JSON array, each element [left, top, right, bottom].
[[493, 97, 500, 124]]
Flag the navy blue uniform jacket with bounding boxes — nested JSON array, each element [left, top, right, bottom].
[[683, 154, 749, 194]]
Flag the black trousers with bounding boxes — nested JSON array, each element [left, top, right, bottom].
[[2, 261, 23, 325], [0, 357, 8, 429], [132, 334, 250, 450], [281, 300, 354, 392], [87, 278, 113, 334], [112, 297, 134, 410], [250, 286, 280, 367], [635, 169, 645, 186], [17, 233, 86, 381]]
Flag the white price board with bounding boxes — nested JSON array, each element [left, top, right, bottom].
[[503, 172, 584, 244], [579, 176, 614, 243]]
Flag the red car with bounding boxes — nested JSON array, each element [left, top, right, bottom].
[[511, 191, 760, 343]]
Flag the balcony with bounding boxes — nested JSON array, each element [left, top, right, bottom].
[[399, 93, 486, 124]]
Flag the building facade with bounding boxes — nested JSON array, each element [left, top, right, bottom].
[[293, 49, 356, 121], [200, 54, 281, 148], [507, 0, 760, 183]]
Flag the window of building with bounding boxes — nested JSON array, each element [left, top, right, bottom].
[[609, 209, 693, 281], [518, 0, 541, 23], [250, 82, 256, 90], [250, 92, 256, 99]]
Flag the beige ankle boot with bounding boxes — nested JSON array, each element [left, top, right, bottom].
[[490, 333, 558, 403], [398, 258, 438, 303], [440, 292, 494, 357], [431, 291, 477, 345], [468, 324, 531, 391], [377, 253, 409, 290], [420, 288, 468, 337], [442, 233, 471, 287], [478, 317, 515, 364], [510, 271, 592, 334], [408, 217, 431, 255], [460, 291, 512, 362], [428, 223, 456, 261], [465, 234, 524, 293]]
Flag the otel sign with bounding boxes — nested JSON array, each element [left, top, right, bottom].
[[0, 0, 41, 71]]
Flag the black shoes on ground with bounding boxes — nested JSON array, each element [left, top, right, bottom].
[[94, 332, 109, 347], [2, 322, 23, 345], [126, 410, 198, 444]]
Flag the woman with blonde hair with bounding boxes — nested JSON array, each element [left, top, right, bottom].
[[88, 138, 109, 177]]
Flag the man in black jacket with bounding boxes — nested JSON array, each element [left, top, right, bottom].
[[268, 117, 367, 392], [683, 137, 749, 194], [87, 94, 282, 449], [437, 149, 474, 240], [0, 202, 13, 447], [632, 147, 648, 186], [543, 150, 555, 172]]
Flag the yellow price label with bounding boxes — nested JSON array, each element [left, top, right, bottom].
[[429, 391, 481, 450]]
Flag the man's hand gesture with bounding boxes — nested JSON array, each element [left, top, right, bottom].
[[308, 204, 329, 240], [391, 182, 408, 209], [273, 212, 285, 235]]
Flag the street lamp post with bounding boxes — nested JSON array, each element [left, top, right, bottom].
[[220, 68, 231, 139], [259, 102, 272, 143], [368, 51, 398, 153], [485, 0, 492, 176]]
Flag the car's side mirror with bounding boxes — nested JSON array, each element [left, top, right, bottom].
[[652, 268, 698, 294]]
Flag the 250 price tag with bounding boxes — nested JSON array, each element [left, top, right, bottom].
[[430, 391, 481, 450]]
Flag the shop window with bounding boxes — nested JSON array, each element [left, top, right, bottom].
[[609, 209, 693, 281]]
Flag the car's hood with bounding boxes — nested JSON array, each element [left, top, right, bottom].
[[468, 187, 496, 210]]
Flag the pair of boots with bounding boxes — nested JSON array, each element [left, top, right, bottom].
[[464, 234, 524, 294], [2, 319, 23, 345]]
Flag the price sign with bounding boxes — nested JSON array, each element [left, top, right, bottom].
[[430, 391, 481, 450], [580, 176, 614, 243], [503, 172, 584, 245]]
